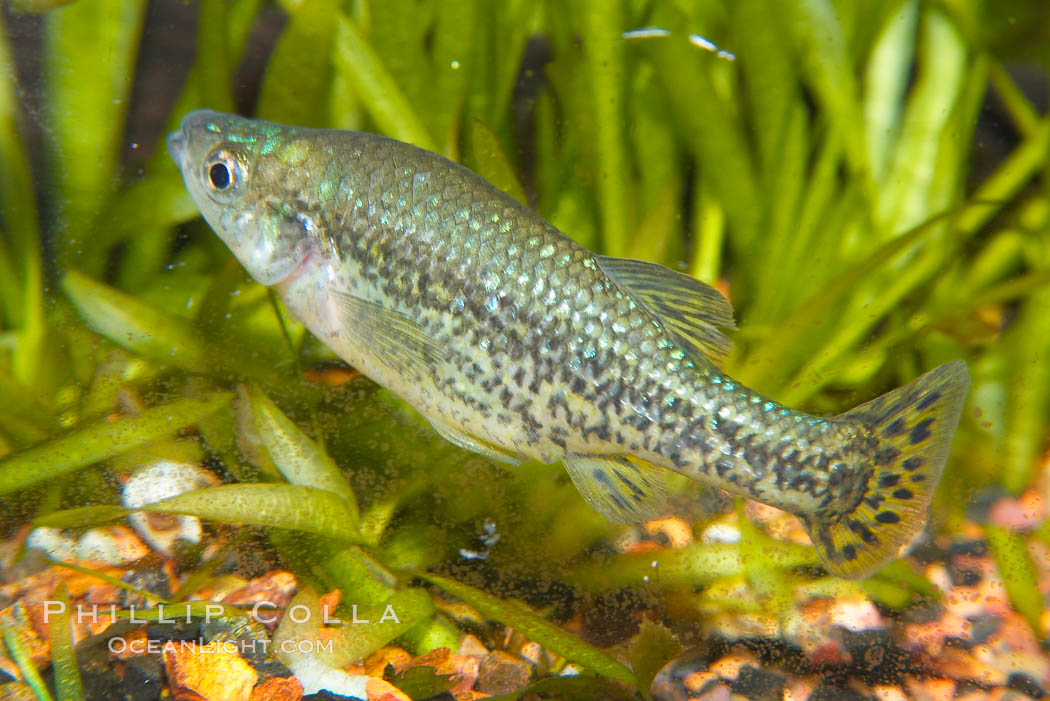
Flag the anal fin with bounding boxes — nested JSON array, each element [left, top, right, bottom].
[[563, 455, 669, 523], [429, 418, 521, 465]]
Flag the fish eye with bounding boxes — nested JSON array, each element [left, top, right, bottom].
[[209, 162, 231, 189], [202, 149, 245, 199]]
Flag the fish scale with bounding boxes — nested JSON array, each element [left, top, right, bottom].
[[169, 110, 971, 579]]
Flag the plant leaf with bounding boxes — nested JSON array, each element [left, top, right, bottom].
[[580, 0, 630, 256], [45, 0, 148, 270], [1, 605, 56, 701], [987, 526, 1045, 637], [386, 665, 456, 699], [249, 385, 358, 518], [49, 582, 85, 701], [34, 505, 130, 529], [62, 268, 210, 373], [0, 393, 233, 496], [487, 676, 636, 701], [419, 572, 637, 687], [332, 14, 435, 151], [141, 483, 363, 543], [630, 619, 683, 700], [468, 118, 527, 205], [257, 0, 341, 127], [0, 14, 46, 390]]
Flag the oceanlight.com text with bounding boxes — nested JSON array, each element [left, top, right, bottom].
[[107, 637, 335, 656]]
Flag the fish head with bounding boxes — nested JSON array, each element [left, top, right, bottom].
[[168, 110, 316, 286]]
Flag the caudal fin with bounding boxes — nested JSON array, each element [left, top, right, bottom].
[[802, 360, 971, 578]]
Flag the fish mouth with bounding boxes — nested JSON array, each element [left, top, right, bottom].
[[166, 128, 187, 165]]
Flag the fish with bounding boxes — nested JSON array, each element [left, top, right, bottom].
[[167, 109, 971, 579]]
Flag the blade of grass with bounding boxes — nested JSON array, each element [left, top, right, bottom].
[[314, 541, 398, 605], [785, 126, 846, 286], [332, 14, 435, 151], [249, 384, 358, 518], [688, 178, 724, 286], [878, 6, 967, 233], [0, 368, 57, 431], [774, 122, 1050, 399], [428, 0, 478, 157], [752, 102, 809, 322], [0, 230, 19, 332], [730, 0, 798, 178], [467, 0, 533, 128], [257, 0, 340, 127], [468, 118, 528, 205], [739, 207, 956, 389], [925, 52, 988, 230], [195, 0, 236, 114], [95, 175, 199, 290], [0, 408, 51, 446], [62, 268, 209, 373], [142, 483, 364, 542], [397, 614, 462, 656], [986, 526, 1045, 637], [989, 62, 1040, 137], [49, 582, 84, 701], [1, 606, 55, 701], [46, 0, 148, 269], [580, 0, 630, 256], [33, 505, 130, 529], [572, 540, 817, 593], [783, 0, 872, 198], [863, 0, 917, 182], [1002, 264, 1050, 494], [0, 392, 233, 495], [644, 34, 760, 252], [626, 183, 678, 263], [957, 116, 1050, 236], [628, 72, 677, 218], [329, 588, 436, 664], [419, 571, 638, 687], [630, 620, 682, 701], [824, 263, 1050, 386], [0, 13, 45, 389], [968, 266, 1050, 308], [367, 0, 429, 114], [487, 676, 636, 701], [49, 558, 166, 603], [781, 239, 949, 404]]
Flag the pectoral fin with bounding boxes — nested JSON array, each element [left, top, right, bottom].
[[333, 291, 447, 378], [596, 255, 735, 366], [563, 455, 669, 523], [429, 418, 521, 465]]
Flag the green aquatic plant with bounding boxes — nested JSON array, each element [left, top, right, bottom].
[[1, 0, 1049, 694]]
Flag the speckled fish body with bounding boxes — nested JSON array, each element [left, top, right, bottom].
[[169, 110, 971, 578]]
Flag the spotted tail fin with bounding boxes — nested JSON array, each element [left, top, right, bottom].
[[802, 360, 971, 578]]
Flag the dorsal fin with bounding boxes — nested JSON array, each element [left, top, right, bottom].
[[595, 255, 735, 366]]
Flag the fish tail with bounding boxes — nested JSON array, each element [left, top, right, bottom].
[[801, 360, 970, 578]]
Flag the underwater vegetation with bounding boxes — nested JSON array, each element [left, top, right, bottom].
[[1, 0, 1049, 698]]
